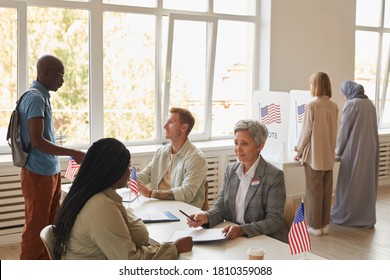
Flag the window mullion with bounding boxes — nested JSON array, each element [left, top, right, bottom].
[[18, 2, 28, 95], [162, 13, 174, 138], [90, 3, 104, 144], [155, 13, 163, 143], [379, 44, 389, 123], [204, 19, 218, 139]]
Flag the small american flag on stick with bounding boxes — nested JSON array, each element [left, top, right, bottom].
[[288, 202, 311, 255], [64, 156, 80, 182], [128, 166, 138, 196]]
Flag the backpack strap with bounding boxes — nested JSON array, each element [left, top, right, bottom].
[[16, 87, 48, 152], [16, 88, 47, 112]]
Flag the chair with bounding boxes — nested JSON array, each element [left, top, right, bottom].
[[283, 195, 295, 229], [40, 225, 55, 260], [201, 181, 209, 211]]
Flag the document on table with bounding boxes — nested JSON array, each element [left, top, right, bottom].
[[168, 228, 227, 243], [138, 211, 180, 223]]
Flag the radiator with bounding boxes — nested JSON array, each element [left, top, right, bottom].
[[379, 141, 390, 182], [0, 165, 24, 246], [205, 154, 237, 208]]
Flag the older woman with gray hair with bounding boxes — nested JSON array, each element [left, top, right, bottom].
[[187, 119, 288, 243]]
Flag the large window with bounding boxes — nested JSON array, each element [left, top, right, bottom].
[[355, 0, 390, 128], [103, 12, 156, 142], [164, 15, 217, 139], [212, 20, 254, 137], [0, 7, 17, 147], [28, 6, 90, 146], [0, 0, 259, 152]]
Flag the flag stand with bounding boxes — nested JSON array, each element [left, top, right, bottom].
[[301, 197, 309, 260], [300, 251, 309, 260]]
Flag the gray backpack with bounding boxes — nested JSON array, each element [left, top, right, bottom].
[[6, 88, 45, 167]]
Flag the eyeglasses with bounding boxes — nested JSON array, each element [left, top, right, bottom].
[[44, 68, 65, 78]]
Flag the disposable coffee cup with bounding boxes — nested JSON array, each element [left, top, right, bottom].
[[247, 247, 265, 260]]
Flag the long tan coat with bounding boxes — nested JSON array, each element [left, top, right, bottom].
[[296, 96, 339, 171]]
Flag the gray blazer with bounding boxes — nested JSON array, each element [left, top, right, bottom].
[[205, 155, 288, 243]]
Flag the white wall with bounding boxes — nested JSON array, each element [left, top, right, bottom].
[[260, 0, 356, 112]]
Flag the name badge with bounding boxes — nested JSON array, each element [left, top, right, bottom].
[[251, 178, 261, 187]]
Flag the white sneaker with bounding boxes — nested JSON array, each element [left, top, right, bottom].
[[321, 225, 329, 235], [308, 227, 322, 236]]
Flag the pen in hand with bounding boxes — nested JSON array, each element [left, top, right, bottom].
[[179, 210, 196, 222]]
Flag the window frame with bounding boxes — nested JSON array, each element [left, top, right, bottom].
[[0, 0, 260, 154], [164, 13, 218, 141], [356, 0, 390, 129]]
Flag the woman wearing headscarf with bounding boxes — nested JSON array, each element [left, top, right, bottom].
[[53, 138, 192, 259], [331, 81, 379, 228]]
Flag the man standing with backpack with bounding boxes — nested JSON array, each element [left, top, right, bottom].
[[18, 54, 85, 259]]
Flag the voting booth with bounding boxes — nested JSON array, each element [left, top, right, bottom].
[[252, 91, 290, 161], [252, 90, 312, 161], [252, 90, 339, 198], [287, 90, 313, 159]]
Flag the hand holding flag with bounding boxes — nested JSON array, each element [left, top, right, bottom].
[[128, 166, 139, 197], [64, 156, 80, 182]]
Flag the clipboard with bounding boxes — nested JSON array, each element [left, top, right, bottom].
[[139, 211, 180, 223]]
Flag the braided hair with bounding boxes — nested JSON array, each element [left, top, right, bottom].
[[53, 138, 131, 259]]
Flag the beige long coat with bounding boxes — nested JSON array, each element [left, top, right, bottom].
[[296, 96, 339, 171]]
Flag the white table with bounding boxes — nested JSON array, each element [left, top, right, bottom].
[[62, 185, 325, 260], [129, 195, 325, 260]]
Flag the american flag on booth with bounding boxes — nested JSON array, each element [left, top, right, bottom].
[[128, 165, 139, 196], [297, 104, 306, 123], [64, 156, 80, 182], [288, 202, 311, 255], [260, 103, 282, 125]]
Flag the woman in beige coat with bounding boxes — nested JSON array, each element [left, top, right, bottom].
[[295, 72, 338, 236], [53, 138, 192, 259]]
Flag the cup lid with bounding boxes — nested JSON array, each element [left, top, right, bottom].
[[247, 247, 265, 256]]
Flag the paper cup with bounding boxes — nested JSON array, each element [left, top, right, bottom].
[[247, 247, 265, 260]]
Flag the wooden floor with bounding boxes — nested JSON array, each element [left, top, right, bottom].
[[1, 186, 389, 260], [309, 185, 390, 260]]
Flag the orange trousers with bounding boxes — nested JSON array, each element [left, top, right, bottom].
[[20, 168, 61, 260]]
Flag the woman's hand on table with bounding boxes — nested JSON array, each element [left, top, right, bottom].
[[174, 236, 193, 253], [221, 225, 245, 239]]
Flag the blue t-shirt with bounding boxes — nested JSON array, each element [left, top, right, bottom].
[[19, 81, 60, 176]]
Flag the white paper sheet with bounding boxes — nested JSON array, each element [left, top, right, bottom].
[[168, 228, 227, 243]]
